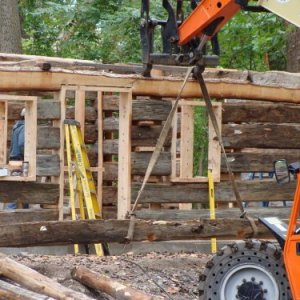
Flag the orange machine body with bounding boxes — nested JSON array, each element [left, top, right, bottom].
[[284, 173, 300, 300], [178, 0, 241, 45]]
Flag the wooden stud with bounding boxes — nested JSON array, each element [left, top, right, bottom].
[[0, 101, 7, 165], [171, 102, 178, 179], [97, 91, 104, 216], [117, 92, 132, 219], [75, 86, 85, 135], [57, 89, 66, 220], [179, 105, 194, 210], [208, 103, 222, 182]]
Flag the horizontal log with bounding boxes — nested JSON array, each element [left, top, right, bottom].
[[222, 150, 300, 172], [223, 103, 300, 124], [8, 101, 60, 120], [0, 209, 58, 225], [66, 106, 97, 121], [36, 154, 60, 176], [131, 181, 295, 203], [0, 218, 269, 247], [131, 152, 171, 175], [136, 207, 291, 220], [90, 152, 171, 177], [37, 127, 60, 150], [223, 123, 300, 149], [0, 54, 299, 102], [0, 182, 59, 204], [102, 98, 172, 121]]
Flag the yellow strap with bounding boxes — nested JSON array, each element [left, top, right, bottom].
[[208, 169, 217, 254]]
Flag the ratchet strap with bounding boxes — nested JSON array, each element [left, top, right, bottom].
[[124, 67, 194, 242], [194, 70, 258, 237]]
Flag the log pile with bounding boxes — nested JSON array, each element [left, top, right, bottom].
[[0, 252, 164, 300]]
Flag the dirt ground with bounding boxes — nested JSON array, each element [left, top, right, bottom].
[[13, 251, 211, 299]]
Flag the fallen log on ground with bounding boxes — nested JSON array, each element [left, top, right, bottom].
[[0, 218, 270, 248], [72, 266, 164, 300], [0, 254, 93, 300], [0, 280, 54, 300]]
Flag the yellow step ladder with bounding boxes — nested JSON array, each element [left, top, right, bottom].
[[64, 119, 104, 256]]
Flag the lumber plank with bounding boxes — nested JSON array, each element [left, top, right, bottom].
[[72, 267, 164, 300], [0, 218, 270, 247], [0, 55, 299, 102], [0, 254, 94, 300], [223, 103, 300, 124], [0, 209, 58, 224], [118, 92, 132, 219], [0, 182, 59, 204], [222, 123, 300, 149], [222, 150, 300, 173], [179, 105, 194, 210]]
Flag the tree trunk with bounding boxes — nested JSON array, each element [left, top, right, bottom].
[[0, 0, 22, 53], [287, 28, 300, 72]]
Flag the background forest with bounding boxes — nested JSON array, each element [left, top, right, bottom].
[[0, 0, 299, 72]]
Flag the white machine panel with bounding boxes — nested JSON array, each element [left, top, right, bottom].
[[259, 0, 300, 27]]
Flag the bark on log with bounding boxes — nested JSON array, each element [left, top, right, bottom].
[[0, 280, 54, 300], [223, 123, 300, 149], [223, 103, 300, 124], [0, 218, 270, 247], [72, 267, 164, 300], [0, 182, 59, 204], [0, 254, 94, 300], [0, 54, 299, 102]]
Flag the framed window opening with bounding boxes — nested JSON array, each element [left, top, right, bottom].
[[171, 100, 221, 183], [0, 95, 37, 181]]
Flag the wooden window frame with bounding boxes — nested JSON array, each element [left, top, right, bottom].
[[0, 95, 37, 182], [171, 100, 222, 183]]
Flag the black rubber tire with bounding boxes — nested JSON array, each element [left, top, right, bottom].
[[199, 239, 291, 300]]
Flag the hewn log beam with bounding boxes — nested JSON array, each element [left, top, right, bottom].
[[0, 57, 299, 102], [0, 182, 59, 204], [135, 207, 291, 220], [0, 219, 270, 247]]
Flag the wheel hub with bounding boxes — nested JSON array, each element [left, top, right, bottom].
[[220, 264, 279, 300], [237, 278, 266, 300]]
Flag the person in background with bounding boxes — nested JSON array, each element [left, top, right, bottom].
[[9, 108, 25, 161], [6, 108, 26, 209]]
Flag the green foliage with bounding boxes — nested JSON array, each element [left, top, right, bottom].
[[193, 106, 208, 177], [218, 11, 288, 71]]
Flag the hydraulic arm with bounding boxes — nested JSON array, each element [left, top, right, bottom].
[[141, 0, 299, 76]]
